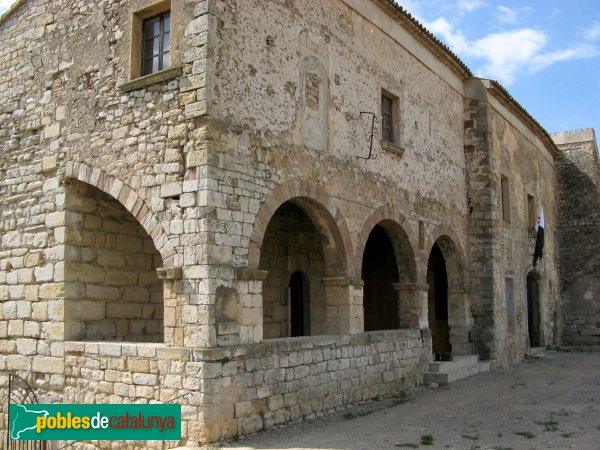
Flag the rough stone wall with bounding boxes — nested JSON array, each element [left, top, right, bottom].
[[464, 79, 560, 368], [194, 330, 430, 442], [554, 129, 600, 344], [64, 181, 163, 342]]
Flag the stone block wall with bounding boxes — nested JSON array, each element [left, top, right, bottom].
[[554, 129, 600, 345], [64, 181, 163, 342], [195, 330, 430, 442]]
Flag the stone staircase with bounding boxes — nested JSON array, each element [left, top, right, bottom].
[[424, 354, 490, 386]]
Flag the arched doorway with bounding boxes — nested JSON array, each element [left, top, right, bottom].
[[362, 225, 399, 331], [526, 272, 541, 346], [259, 201, 331, 338], [427, 242, 450, 357], [289, 271, 309, 337]]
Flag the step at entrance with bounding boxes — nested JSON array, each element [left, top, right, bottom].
[[424, 355, 490, 385]]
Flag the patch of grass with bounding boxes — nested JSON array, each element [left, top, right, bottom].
[[492, 447, 513, 450], [391, 392, 413, 406], [515, 431, 536, 439], [536, 419, 558, 432], [420, 434, 434, 446], [562, 432, 575, 438], [461, 434, 478, 440], [342, 410, 374, 420], [395, 444, 418, 448], [553, 408, 570, 417]]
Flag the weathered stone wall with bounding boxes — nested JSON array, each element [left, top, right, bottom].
[[464, 79, 560, 368], [193, 330, 430, 442], [554, 129, 600, 345]]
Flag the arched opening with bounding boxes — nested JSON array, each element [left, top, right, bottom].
[[527, 272, 541, 347], [289, 271, 310, 337], [259, 201, 328, 338], [362, 225, 400, 331], [64, 180, 163, 342], [427, 242, 450, 357]]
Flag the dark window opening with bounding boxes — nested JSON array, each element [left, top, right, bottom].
[[142, 11, 171, 76], [289, 271, 308, 337]]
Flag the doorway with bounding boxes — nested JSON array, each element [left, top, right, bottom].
[[289, 271, 309, 337], [362, 225, 400, 331], [526, 272, 541, 346], [428, 242, 451, 356]]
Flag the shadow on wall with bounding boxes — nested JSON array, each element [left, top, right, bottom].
[[557, 156, 600, 344]]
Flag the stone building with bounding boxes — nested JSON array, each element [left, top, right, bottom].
[[554, 129, 600, 345], [0, 0, 574, 446]]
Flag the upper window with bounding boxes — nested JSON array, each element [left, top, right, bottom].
[[142, 11, 171, 76], [381, 93, 394, 142]]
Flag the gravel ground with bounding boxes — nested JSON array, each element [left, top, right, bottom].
[[206, 347, 600, 450]]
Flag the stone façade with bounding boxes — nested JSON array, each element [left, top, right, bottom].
[[0, 0, 582, 447]]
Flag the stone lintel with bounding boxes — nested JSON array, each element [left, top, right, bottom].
[[156, 267, 182, 280], [236, 268, 268, 281]]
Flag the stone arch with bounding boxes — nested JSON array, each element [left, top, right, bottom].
[[428, 226, 467, 289], [427, 228, 471, 356], [61, 177, 165, 342], [64, 161, 175, 265], [355, 206, 417, 282], [248, 181, 353, 276]]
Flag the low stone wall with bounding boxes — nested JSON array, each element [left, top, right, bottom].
[[198, 329, 431, 441], [60, 330, 431, 446], [63, 341, 195, 449]]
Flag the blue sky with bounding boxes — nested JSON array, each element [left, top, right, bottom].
[[1, 1, 598, 137], [396, 0, 600, 136]]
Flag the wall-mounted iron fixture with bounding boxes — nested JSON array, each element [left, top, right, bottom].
[[357, 111, 378, 161]]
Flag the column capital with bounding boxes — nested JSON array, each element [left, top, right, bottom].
[[236, 268, 268, 281]]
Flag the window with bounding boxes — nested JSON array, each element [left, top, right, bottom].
[[141, 11, 170, 76], [527, 194, 535, 229], [382, 93, 394, 142], [380, 89, 403, 156], [501, 175, 511, 222]]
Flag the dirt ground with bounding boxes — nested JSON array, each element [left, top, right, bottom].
[[208, 347, 600, 450]]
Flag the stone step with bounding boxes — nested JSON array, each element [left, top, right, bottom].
[[427, 354, 479, 373], [424, 354, 488, 385]]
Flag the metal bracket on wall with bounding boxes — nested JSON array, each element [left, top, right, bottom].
[[357, 111, 378, 161]]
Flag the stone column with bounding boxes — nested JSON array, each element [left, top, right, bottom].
[[448, 287, 472, 355], [236, 268, 268, 344], [321, 276, 364, 334], [393, 283, 429, 329]]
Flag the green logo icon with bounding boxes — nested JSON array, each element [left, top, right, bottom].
[[10, 404, 181, 441]]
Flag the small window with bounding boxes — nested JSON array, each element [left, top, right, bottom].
[[381, 94, 394, 142], [141, 11, 171, 76], [501, 174, 511, 222], [527, 194, 535, 229]]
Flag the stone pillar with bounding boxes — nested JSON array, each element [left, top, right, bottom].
[[393, 283, 429, 329], [448, 287, 472, 355], [236, 268, 268, 344], [321, 276, 364, 334], [157, 267, 183, 346]]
